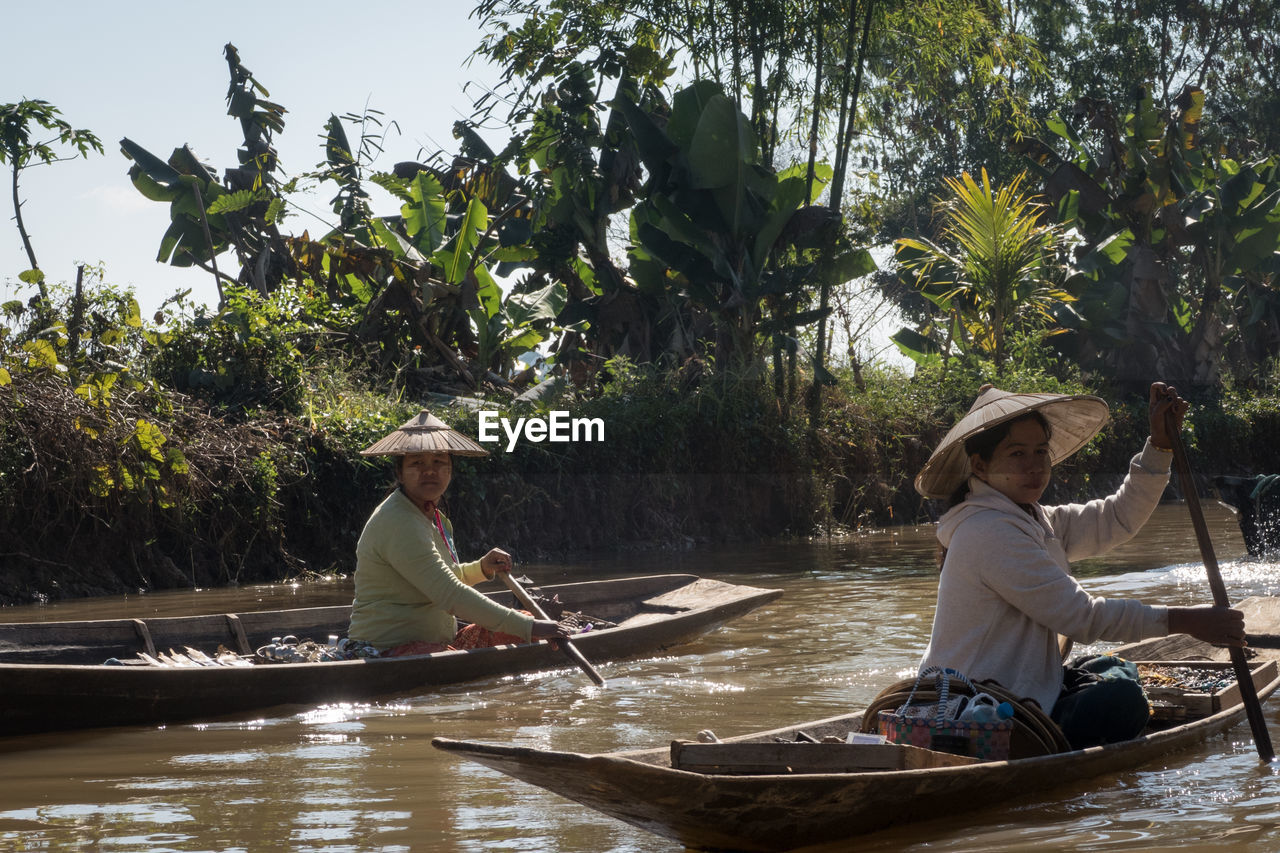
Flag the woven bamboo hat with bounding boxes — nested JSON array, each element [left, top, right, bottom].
[[359, 410, 489, 458], [914, 385, 1110, 499]]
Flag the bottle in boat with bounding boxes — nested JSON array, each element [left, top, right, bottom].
[[958, 693, 1014, 724]]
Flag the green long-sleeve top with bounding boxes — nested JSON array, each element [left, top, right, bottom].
[[348, 489, 534, 649]]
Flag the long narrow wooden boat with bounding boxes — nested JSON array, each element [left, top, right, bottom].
[[434, 596, 1280, 852], [0, 574, 781, 735]]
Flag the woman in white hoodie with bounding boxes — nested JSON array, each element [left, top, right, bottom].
[[915, 382, 1246, 748]]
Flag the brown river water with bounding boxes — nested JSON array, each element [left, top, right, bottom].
[[2, 503, 1280, 852]]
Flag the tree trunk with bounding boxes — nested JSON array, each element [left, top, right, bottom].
[[67, 265, 85, 358], [10, 162, 41, 277], [805, 0, 826, 200], [811, 0, 874, 430], [787, 345, 797, 403]]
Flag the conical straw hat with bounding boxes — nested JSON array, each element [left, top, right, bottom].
[[359, 410, 490, 457], [915, 385, 1110, 499]]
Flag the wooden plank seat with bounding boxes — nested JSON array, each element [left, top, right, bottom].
[[670, 740, 980, 775]]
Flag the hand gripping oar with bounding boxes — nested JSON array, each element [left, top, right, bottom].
[[500, 572, 606, 687], [1166, 417, 1274, 761]]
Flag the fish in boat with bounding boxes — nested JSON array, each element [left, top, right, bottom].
[[0, 574, 781, 735], [433, 595, 1280, 852]]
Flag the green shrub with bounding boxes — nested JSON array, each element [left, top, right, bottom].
[[151, 282, 360, 415], [8, 279, 1280, 605]]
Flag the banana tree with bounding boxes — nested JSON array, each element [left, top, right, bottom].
[[120, 44, 293, 302], [617, 80, 860, 371], [369, 157, 571, 385], [469, 277, 570, 378], [1184, 156, 1280, 376], [472, 63, 657, 372], [302, 112, 566, 388], [1014, 85, 1280, 384]]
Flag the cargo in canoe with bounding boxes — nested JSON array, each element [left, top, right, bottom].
[[433, 596, 1280, 852], [0, 574, 781, 735]]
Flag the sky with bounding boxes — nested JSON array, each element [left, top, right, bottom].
[[3, 0, 505, 316]]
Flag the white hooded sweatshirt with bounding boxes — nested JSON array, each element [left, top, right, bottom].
[[918, 440, 1174, 711]]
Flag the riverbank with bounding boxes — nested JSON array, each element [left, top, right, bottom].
[[2, 359, 1278, 605]]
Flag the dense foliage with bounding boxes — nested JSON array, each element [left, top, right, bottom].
[[2, 1, 1278, 601], [3, 275, 1280, 604], [895, 86, 1280, 387]]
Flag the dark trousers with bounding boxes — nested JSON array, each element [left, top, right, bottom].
[[1051, 654, 1150, 749]]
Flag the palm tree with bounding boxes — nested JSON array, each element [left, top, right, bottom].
[[895, 168, 1072, 376]]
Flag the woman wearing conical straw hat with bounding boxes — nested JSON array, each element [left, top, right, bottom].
[[914, 382, 1246, 749], [347, 410, 570, 657]]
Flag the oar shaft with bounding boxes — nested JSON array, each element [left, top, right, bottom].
[[501, 572, 606, 687], [1167, 431, 1229, 606], [1167, 424, 1274, 762]]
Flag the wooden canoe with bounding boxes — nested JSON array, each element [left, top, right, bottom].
[[0, 574, 781, 735], [434, 596, 1280, 852]]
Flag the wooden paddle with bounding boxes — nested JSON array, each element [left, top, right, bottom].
[[500, 572, 606, 687], [1165, 417, 1274, 761]]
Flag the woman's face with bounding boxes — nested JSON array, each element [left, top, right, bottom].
[[397, 451, 452, 508], [970, 418, 1051, 505]]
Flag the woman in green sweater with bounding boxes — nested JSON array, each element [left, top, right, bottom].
[[348, 410, 569, 657]]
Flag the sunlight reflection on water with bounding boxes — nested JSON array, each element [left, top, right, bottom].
[[0, 505, 1278, 851]]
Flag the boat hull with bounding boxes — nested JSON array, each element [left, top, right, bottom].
[[434, 596, 1280, 851], [0, 574, 782, 734]]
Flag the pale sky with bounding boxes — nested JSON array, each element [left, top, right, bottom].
[[3, 0, 503, 315]]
